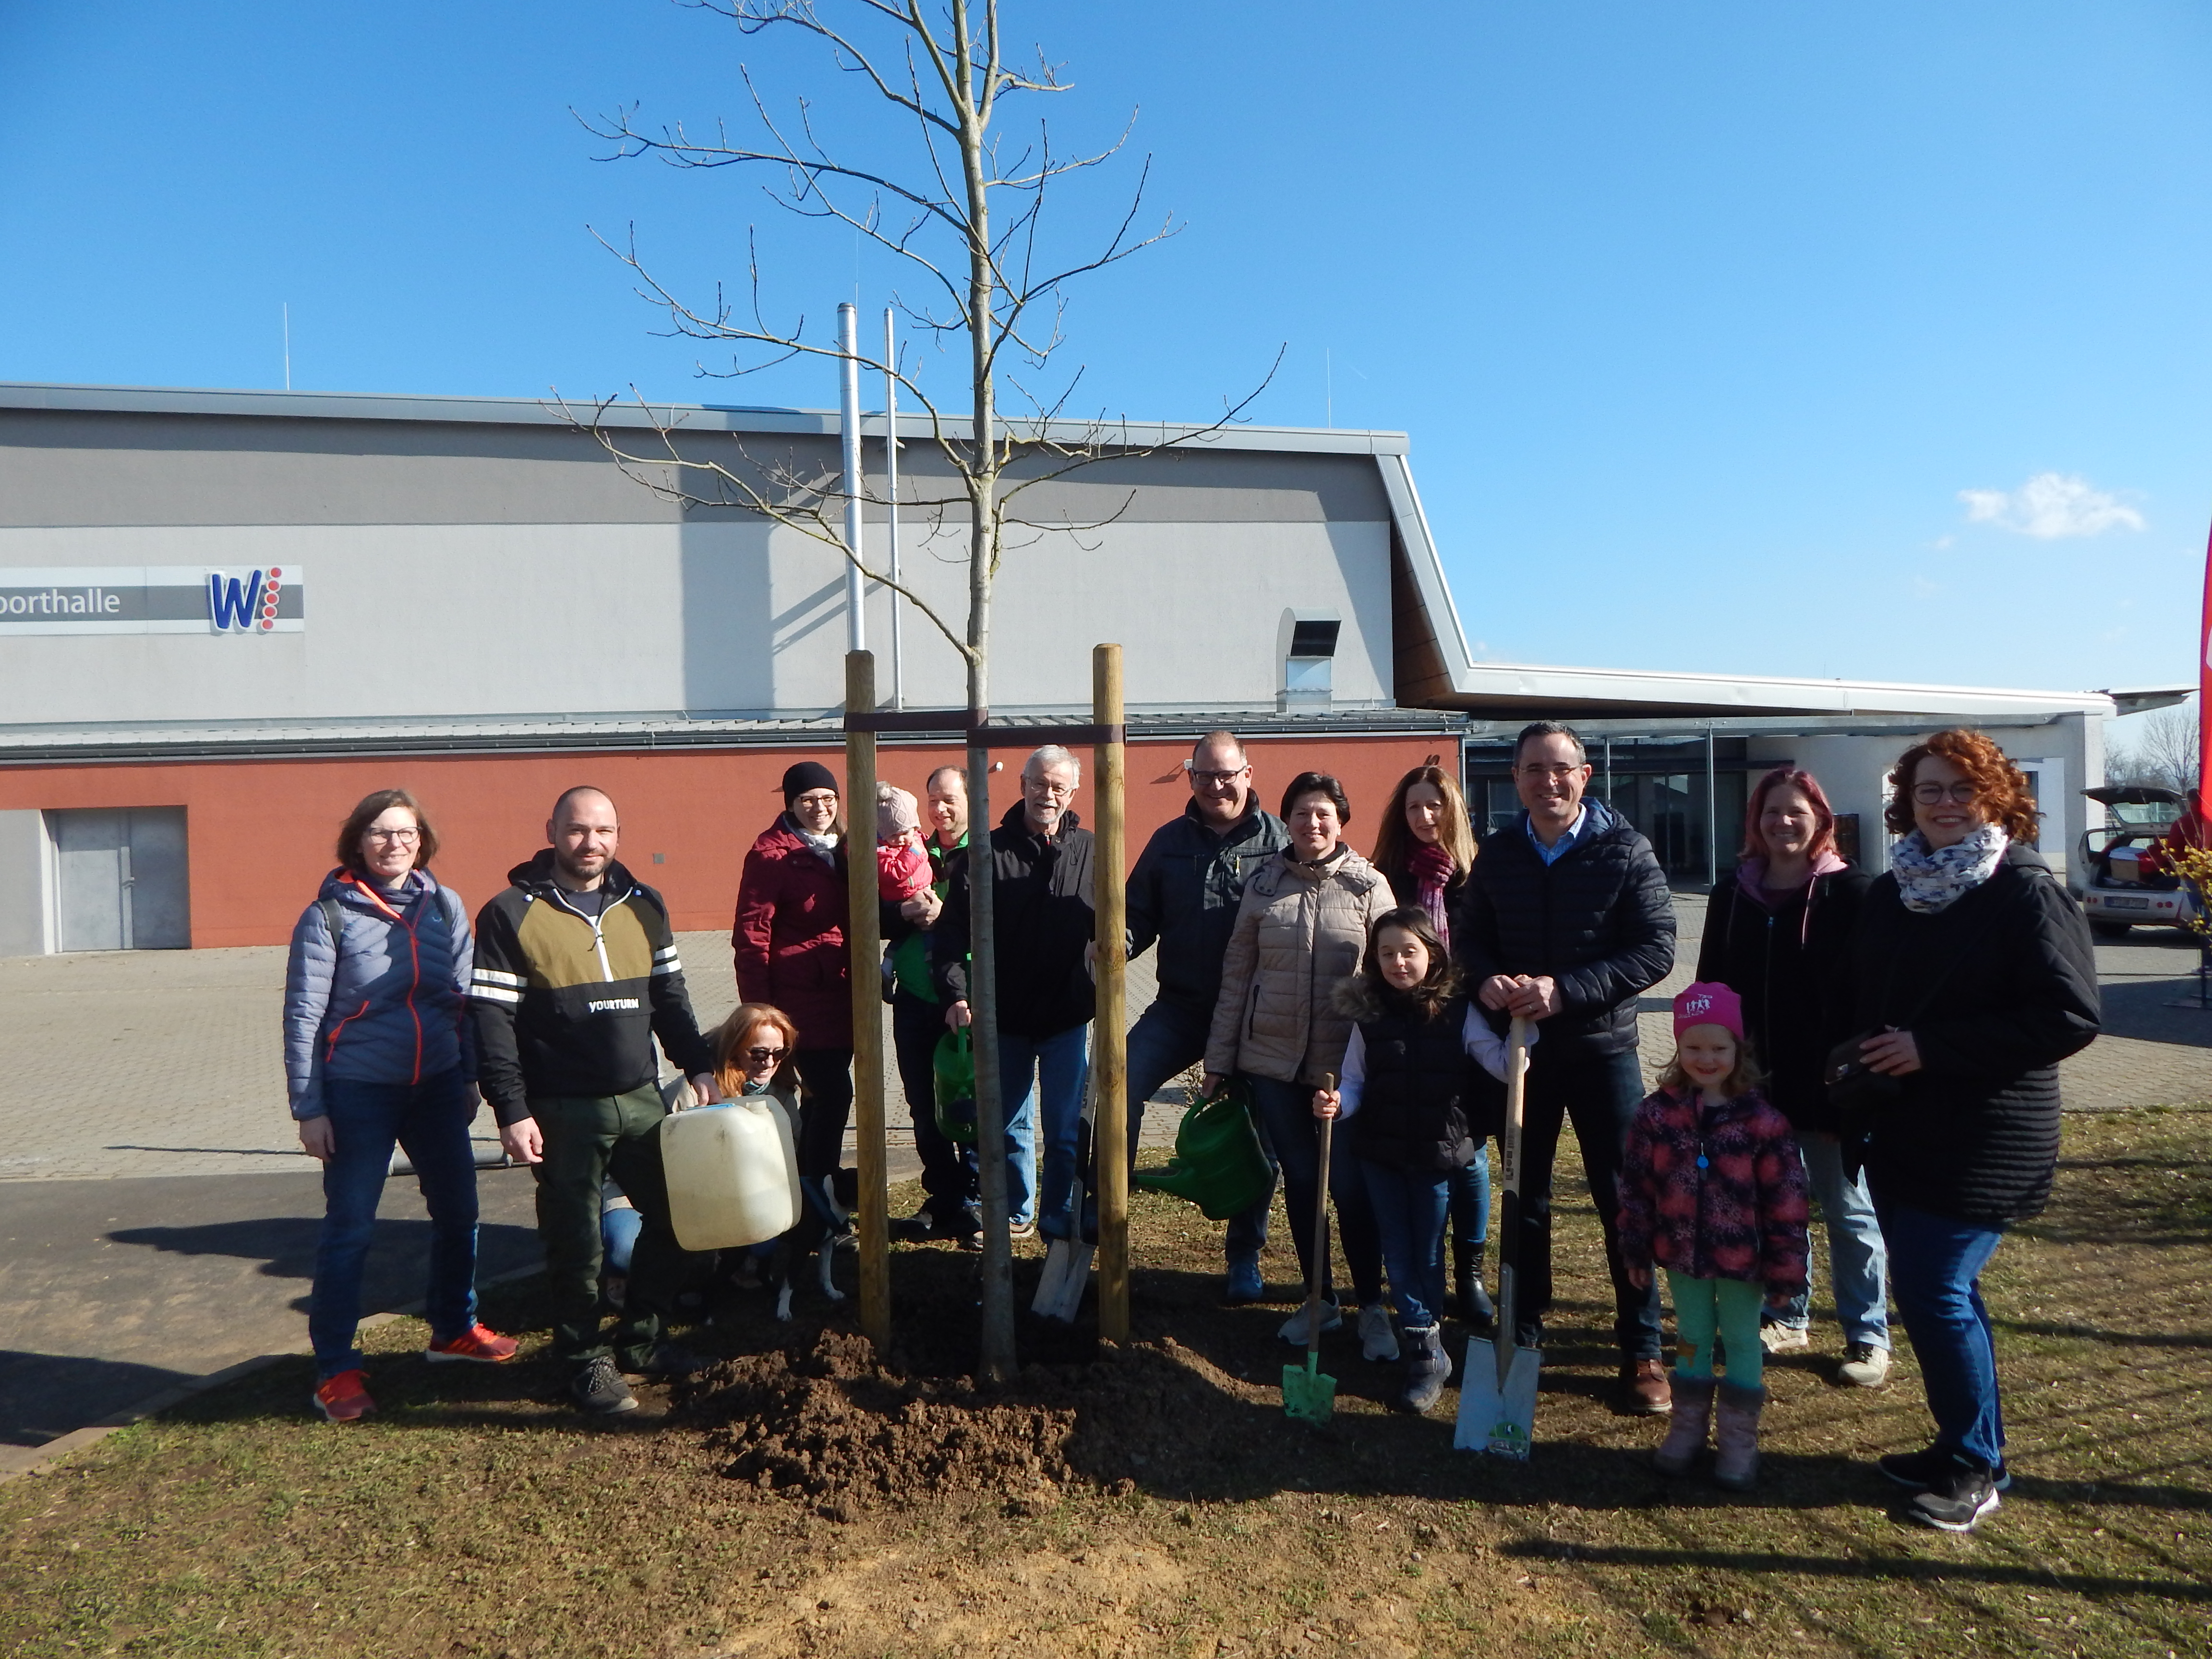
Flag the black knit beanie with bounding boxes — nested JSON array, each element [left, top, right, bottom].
[[781, 760, 840, 807]]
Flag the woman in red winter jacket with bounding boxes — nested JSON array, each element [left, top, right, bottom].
[[733, 761, 854, 1186], [1617, 982, 1809, 1492]]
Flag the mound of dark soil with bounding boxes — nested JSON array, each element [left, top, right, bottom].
[[675, 1327, 1272, 1514]]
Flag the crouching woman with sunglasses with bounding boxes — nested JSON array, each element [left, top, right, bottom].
[[1837, 730, 2099, 1532]]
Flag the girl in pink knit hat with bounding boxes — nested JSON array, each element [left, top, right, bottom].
[[1616, 981, 1810, 1491]]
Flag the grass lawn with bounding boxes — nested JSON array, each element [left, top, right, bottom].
[[3, 1105, 2208, 1658]]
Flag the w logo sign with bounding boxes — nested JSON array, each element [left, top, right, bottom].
[[207, 567, 285, 634]]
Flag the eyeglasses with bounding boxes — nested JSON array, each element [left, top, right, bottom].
[[1026, 779, 1075, 799], [363, 827, 421, 844], [1911, 781, 1979, 806], [1190, 768, 1248, 787], [1517, 764, 1585, 781], [745, 1046, 786, 1064]]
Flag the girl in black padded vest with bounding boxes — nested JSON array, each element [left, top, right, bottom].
[[1314, 907, 1522, 1414]]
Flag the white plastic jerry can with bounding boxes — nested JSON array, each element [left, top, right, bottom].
[[659, 1096, 801, 1251]]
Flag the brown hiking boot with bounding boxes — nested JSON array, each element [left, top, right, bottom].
[[1622, 1356, 1673, 1415], [1711, 1382, 1767, 1490], [1652, 1373, 1713, 1474]]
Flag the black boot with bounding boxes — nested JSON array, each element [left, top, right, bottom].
[[1455, 1240, 1496, 1334]]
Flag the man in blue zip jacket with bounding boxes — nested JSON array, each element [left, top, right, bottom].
[[1124, 730, 1289, 1301], [1455, 721, 1677, 1414]]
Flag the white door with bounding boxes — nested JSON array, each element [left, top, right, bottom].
[[51, 808, 191, 951]]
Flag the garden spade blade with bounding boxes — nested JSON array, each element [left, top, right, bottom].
[[1455, 1018, 1538, 1458], [1282, 1085, 1338, 1425]]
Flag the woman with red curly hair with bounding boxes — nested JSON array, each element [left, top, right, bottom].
[[1837, 729, 2099, 1533]]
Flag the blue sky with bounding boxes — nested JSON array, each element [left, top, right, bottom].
[[2, 2, 2207, 709]]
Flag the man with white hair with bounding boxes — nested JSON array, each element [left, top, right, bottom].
[[935, 745, 1097, 1250]]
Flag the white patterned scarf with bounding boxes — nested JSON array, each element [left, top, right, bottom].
[[1890, 822, 2008, 914]]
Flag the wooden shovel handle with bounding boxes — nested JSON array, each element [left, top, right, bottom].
[[1303, 1072, 1337, 1364]]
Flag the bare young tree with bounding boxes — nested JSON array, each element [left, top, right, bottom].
[[2108, 702, 2201, 794], [565, 0, 1273, 1379]]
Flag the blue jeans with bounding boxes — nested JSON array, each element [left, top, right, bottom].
[[1766, 1132, 1890, 1349], [1448, 1145, 1491, 1254], [602, 1202, 643, 1275], [1876, 1198, 2008, 1469], [998, 1024, 1090, 1238], [1361, 1160, 1452, 1329], [310, 1069, 481, 1380], [1125, 999, 1269, 1260], [1249, 1075, 1383, 1307]]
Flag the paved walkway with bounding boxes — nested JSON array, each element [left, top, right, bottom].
[[1, 902, 2204, 1459]]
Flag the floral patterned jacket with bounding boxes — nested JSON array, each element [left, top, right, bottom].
[[1616, 1085, 1810, 1296]]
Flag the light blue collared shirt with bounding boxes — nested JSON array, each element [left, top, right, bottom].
[[1526, 804, 1590, 866]]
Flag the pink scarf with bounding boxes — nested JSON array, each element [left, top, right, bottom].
[[1408, 841, 1457, 945]]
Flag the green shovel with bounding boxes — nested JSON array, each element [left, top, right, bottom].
[[1282, 1073, 1339, 1425]]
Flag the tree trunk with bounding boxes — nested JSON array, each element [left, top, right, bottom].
[[955, 0, 1016, 1383]]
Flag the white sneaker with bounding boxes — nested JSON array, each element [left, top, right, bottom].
[[1759, 1323, 1811, 1354], [1358, 1302, 1400, 1363], [1837, 1343, 1891, 1388], [1277, 1299, 1343, 1346]]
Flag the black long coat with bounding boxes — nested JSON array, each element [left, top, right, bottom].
[[1837, 844, 2099, 1226]]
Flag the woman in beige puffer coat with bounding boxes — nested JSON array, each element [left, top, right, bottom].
[[1205, 772, 1397, 1354]]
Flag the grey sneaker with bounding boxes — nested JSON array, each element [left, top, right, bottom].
[[1759, 1322, 1811, 1354], [1837, 1343, 1891, 1388], [570, 1356, 637, 1416], [1277, 1299, 1343, 1346], [1358, 1301, 1400, 1363], [1909, 1456, 2002, 1533]]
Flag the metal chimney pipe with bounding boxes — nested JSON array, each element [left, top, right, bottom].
[[839, 302, 866, 654]]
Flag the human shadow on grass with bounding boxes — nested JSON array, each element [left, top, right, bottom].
[[1498, 1538, 2212, 1603]]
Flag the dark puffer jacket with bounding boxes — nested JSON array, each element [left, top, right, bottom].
[[1454, 801, 1677, 1058], [1341, 985, 1487, 1173], [1696, 862, 1871, 1133], [1617, 1085, 1810, 1296], [283, 867, 475, 1118], [935, 805, 1096, 1039], [1125, 801, 1290, 1015], [1837, 843, 2099, 1226]]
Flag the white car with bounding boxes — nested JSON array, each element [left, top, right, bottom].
[[2072, 785, 2200, 938]]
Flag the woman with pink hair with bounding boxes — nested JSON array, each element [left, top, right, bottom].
[[1695, 766, 1888, 1387]]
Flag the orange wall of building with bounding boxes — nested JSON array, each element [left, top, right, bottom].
[[0, 733, 1451, 948]]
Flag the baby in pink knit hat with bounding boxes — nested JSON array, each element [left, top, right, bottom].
[[876, 783, 934, 913]]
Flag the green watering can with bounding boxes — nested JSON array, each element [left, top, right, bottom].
[[1133, 1076, 1274, 1222], [933, 1028, 977, 1144]]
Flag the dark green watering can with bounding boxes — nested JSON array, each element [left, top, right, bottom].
[[1133, 1076, 1274, 1221], [933, 1028, 977, 1144]]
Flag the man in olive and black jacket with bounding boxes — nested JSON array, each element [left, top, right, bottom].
[[472, 786, 719, 1417], [1123, 730, 1289, 1300], [935, 745, 1096, 1246], [1455, 721, 1678, 1414]]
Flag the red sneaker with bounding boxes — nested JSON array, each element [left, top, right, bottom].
[[313, 1369, 376, 1423], [425, 1324, 519, 1365]]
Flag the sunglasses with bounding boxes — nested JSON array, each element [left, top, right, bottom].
[[745, 1046, 787, 1064]]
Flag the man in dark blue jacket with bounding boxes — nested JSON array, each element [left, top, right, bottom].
[[1456, 721, 1678, 1413], [1124, 730, 1289, 1301]]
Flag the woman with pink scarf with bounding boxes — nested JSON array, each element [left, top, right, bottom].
[[1695, 766, 1887, 1387], [1372, 763, 1493, 1331]]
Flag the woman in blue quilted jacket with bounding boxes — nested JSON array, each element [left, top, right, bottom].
[[282, 789, 516, 1422]]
